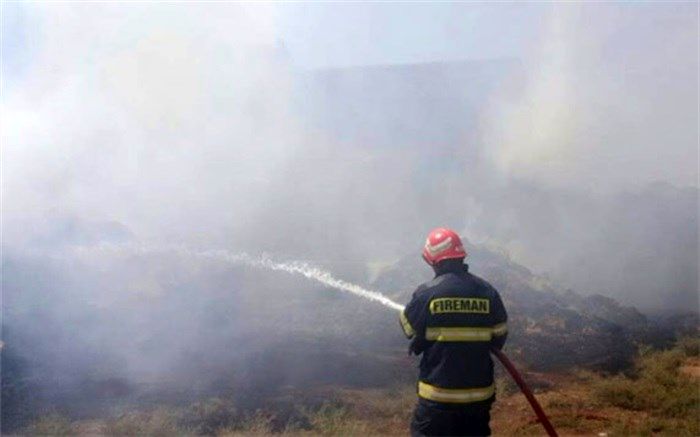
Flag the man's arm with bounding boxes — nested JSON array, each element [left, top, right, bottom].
[[399, 287, 429, 355], [491, 289, 508, 350]]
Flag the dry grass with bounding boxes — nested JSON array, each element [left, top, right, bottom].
[[23, 413, 75, 436], [217, 411, 276, 436], [491, 338, 700, 436], [102, 408, 183, 436], [21, 340, 700, 436], [590, 337, 700, 436]]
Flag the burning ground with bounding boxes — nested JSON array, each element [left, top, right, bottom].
[[3, 239, 697, 434], [4, 4, 698, 435], [9, 337, 700, 436]]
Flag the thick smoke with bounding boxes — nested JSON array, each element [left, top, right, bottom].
[[4, 4, 300, 252], [475, 4, 698, 311], [2, 5, 416, 425], [1, 2, 697, 429], [481, 4, 698, 191]]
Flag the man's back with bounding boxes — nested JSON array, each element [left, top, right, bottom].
[[401, 262, 508, 407]]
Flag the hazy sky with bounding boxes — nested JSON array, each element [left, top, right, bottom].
[[275, 3, 546, 68], [7, 3, 694, 73], [5, 3, 543, 75], [276, 3, 697, 73]]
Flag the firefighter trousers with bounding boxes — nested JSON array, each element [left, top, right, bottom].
[[410, 401, 491, 437]]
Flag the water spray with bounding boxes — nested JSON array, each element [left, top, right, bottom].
[[73, 243, 556, 435], [196, 249, 405, 312], [75, 243, 404, 311]]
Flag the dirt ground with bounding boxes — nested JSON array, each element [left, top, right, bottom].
[[27, 357, 700, 436]]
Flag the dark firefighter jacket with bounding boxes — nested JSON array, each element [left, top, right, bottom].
[[399, 261, 508, 408]]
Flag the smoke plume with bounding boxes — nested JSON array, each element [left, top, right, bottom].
[[2, 2, 697, 430]]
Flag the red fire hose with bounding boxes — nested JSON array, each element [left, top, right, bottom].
[[491, 348, 558, 437]]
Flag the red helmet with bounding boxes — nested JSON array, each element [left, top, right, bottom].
[[422, 227, 467, 265]]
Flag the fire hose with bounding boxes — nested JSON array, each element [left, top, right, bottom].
[[491, 348, 558, 437]]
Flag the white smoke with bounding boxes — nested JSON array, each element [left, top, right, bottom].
[[3, 3, 300, 249], [3, 3, 696, 360], [70, 243, 406, 312], [2, 4, 697, 430], [481, 4, 697, 192]]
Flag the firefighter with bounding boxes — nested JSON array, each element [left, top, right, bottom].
[[400, 228, 508, 437]]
